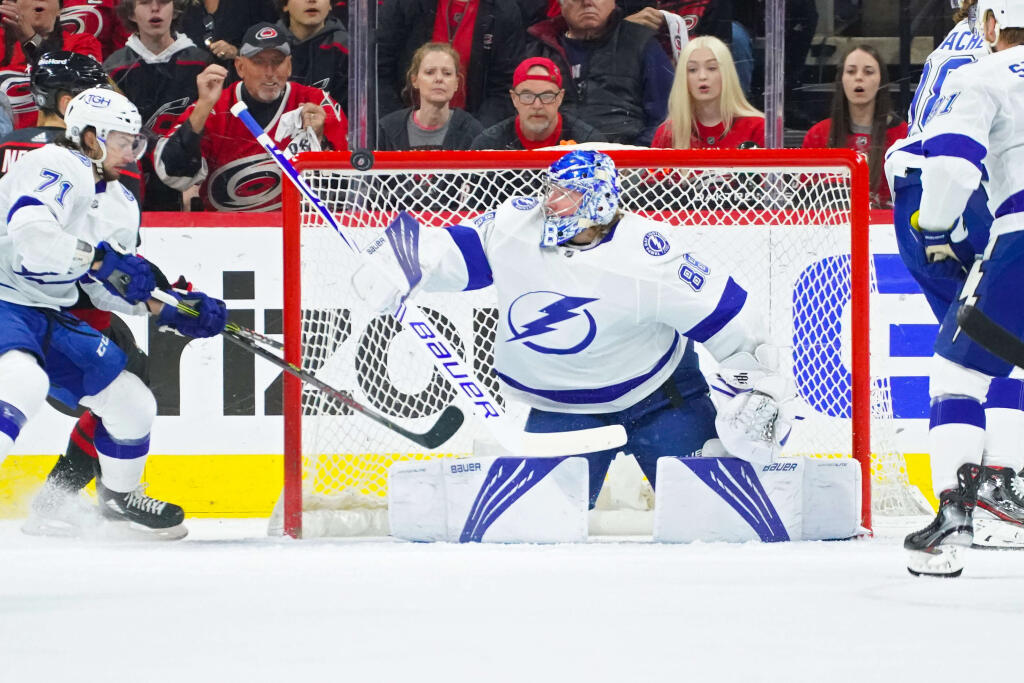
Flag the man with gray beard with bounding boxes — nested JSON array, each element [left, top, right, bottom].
[[470, 57, 604, 150], [154, 22, 346, 211]]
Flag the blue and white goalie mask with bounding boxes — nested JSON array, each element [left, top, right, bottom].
[[540, 150, 621, 247]]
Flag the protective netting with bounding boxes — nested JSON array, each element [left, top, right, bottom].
[[277, 152, 930, 537]]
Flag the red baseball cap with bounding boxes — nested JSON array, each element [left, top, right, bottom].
[[513, 57, 562, 89]]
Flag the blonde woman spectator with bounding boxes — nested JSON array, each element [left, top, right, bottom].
[[802, 44, 907, 208], [377, 41, 482, 151], [651, 35, 763, 150]]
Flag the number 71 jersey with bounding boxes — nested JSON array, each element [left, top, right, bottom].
[[0, 144, 139, 309]]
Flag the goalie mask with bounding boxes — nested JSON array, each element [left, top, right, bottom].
[[64, 87, 146, 167], [540, 150, 621, 247]]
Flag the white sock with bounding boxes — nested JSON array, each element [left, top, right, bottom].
[[96, 454, 146, 493], [929, 396, 985, 495], [981, 378, 1024, 471]]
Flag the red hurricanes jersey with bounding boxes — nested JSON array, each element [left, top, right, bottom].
[[169, 81, 349, 211], [61, 0, 129, 60], [0, 32, 103, 130]]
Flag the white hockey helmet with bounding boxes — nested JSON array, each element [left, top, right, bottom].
[[64, 87, 146, 164], [974, 0, 1024, 45]]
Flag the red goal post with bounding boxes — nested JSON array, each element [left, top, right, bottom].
[[279, 147, 920, 539]]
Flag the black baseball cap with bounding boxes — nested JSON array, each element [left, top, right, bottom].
[[239, 23, 291, 58]]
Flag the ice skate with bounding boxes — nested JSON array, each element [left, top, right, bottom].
[[96, 479, 187, 540], [973, 466, 1024, 548], [21, 480, 102, 538], [905, 463, 979, 577]]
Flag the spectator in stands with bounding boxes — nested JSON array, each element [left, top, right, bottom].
[[651, 35, 762, 149], [61, 0, 129, 59], [802, 44, 907, 209], [106, 0, 210, 211], [526, 0, 674, 145], [179, 0, 277, 66], [154, 22, 347, 211], [276, 0, 348, 114], [471, 56, 604, 149], [376, 0, 525, 128], [0, 0, 102, 128], [378, 42, 481, 151]]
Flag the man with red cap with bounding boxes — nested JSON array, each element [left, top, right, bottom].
[[470, 56, 604, 150]]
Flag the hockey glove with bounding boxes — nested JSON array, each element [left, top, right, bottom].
[[910, 210, 974, 269], [157, 290, 228, 338], [712, 344, 802, 464], [91, 242, 157, 305]]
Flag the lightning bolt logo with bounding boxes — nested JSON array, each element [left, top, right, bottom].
[[506, 291, 599, 355], [952, 258, 985, 343]]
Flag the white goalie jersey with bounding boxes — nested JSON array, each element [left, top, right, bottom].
[[412, 196, 758, 414], [0, 144, 144, 313]]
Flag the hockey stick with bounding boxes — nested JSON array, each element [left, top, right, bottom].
[[957, 304, 1024, 370], [229, 101, 627, 456], [150, 289, 464, 449]]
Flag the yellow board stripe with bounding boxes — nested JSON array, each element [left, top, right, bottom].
[[0, 452, 938, 519]]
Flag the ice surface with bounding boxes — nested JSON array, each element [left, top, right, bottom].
[[3, 517, 1024, 682]]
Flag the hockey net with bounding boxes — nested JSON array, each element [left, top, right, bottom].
[[276, 148, 930, 538]]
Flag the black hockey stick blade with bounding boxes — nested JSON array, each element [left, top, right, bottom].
[[957, 304, 1024, 370], [220, 329, 464, 449]]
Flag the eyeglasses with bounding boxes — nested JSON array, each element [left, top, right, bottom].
[[514, 90, 560, 104]]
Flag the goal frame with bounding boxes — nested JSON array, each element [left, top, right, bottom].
[[281, 148, 873, 539]]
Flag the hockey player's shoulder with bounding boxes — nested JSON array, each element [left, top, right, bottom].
[[950, 47, 1024, 90], [494, 195, 544, 223], [20, 143, 94, 178], [616, 213, 677, 259]]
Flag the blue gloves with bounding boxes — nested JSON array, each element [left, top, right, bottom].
[[910, 211, 975, 267], [157, 290, 228, 338], [91, 242, 156, 304]]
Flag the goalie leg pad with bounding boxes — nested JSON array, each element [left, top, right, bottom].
[[388, 456, 589, 543], [653, 455, 863, 542]]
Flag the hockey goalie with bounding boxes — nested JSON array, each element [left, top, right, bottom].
[[351, 150, 859, 542]]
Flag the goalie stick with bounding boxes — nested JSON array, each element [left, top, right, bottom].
[[229, 101, 628, 457], [957, 304, 1024, 370], [150, 289, 463, 449]]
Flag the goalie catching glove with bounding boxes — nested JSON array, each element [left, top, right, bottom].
[[157, 289, 228, 338], [712, 344, 802, 464]]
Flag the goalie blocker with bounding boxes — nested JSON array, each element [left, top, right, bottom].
[[388, 453, 862, 542]]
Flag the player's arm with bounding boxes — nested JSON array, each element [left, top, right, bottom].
[[917, 67, 995, 231], [650, 250, 797, 462], [351, 208, 498, 313]]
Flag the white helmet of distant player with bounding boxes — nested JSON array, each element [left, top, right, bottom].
[[973, 0, 1024, 47], [64, 87, 146, 167]]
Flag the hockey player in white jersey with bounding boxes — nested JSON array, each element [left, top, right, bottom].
[[0, 88, 228, 538], [354, 150, 797, 507], [903, 0, 1024, 576], [887, 0, 1024, 550]]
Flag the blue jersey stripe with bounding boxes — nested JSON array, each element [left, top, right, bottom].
[[497, 332, 680, 404], [444, 225, 493, 291], [683, 277, 748, 343], [995, 188, 1024, 219], [6, 195, 44, 223], [923, 133, 986, 173]]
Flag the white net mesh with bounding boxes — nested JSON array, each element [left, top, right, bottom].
[[277, 151, 929, 537]]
